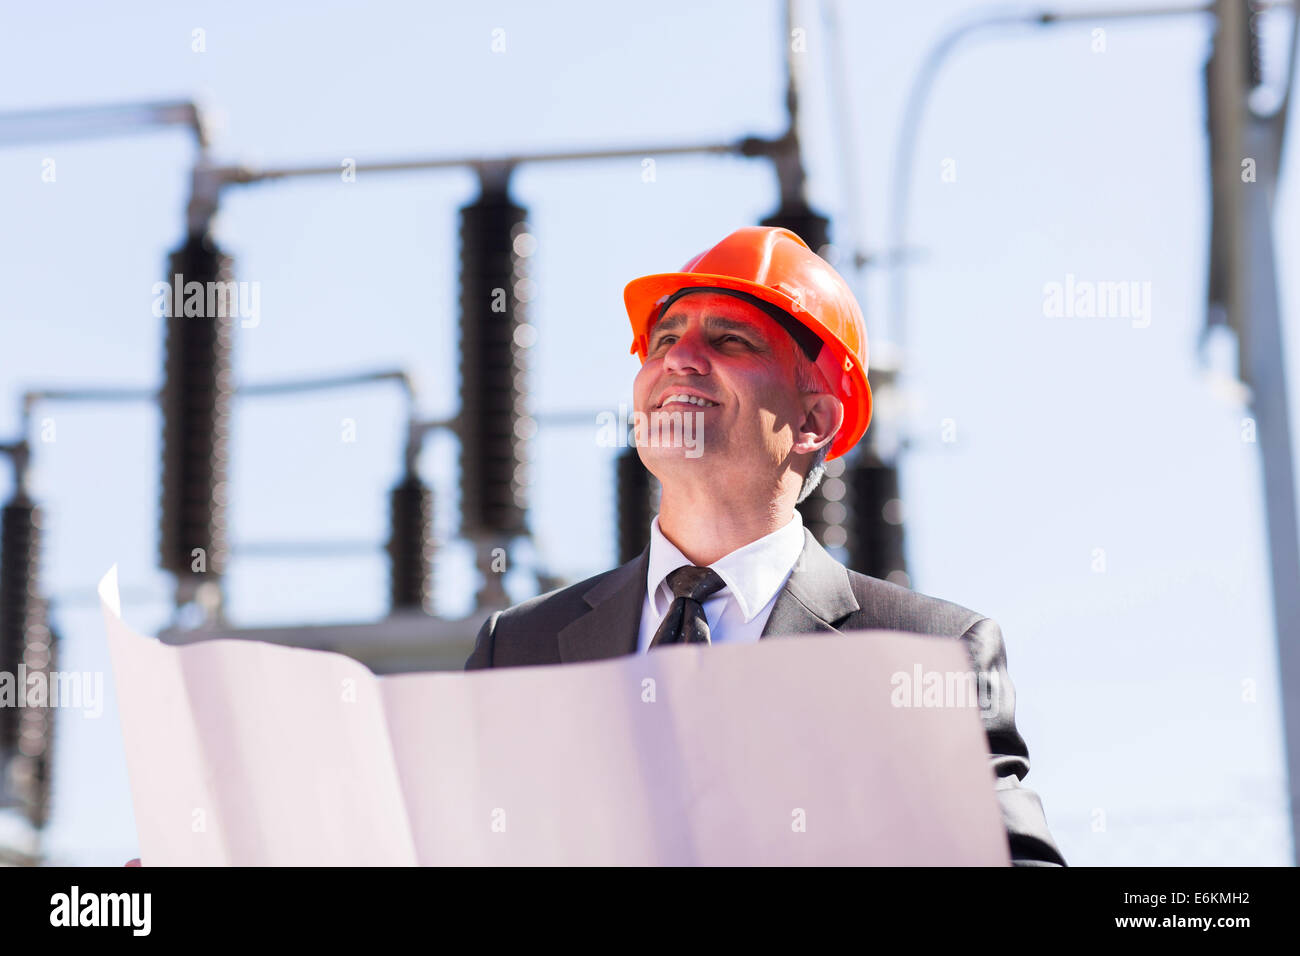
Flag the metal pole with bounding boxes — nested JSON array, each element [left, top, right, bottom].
[[1242, 110, 1300, 862], [219, 139, 743, 187], [0, 99, 207, 148], [1210, 0, 1300, 863]]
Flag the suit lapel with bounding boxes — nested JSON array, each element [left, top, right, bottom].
[[557, 546, 650, 663], [760, 529, 861, 638]]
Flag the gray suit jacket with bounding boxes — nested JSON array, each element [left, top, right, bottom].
[[465, 528, 1067, 866]]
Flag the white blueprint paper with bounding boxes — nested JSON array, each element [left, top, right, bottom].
[[99, 566, 1010, 866]]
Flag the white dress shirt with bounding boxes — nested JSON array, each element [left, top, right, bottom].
[[637, 509, 807, 653]]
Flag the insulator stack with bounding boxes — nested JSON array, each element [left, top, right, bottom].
[[0, 492, 56, 828], [457, 185, 532, 537], [14, 618, 56, 830], [387, 473, 434, 613], [0, 494, 41, 754], [761, 206, 830, 256], [847, 450, 909, 585], [797, 455, 849, 551], [616, 446, 658, 564], [159, 231, 234, 583]]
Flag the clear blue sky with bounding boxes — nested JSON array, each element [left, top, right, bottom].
[[0, 0, 1296, 865]]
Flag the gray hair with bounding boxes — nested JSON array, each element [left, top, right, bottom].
[[793, 350, 834, 504]]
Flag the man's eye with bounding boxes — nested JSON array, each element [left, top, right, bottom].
[[652, 332, 748, 349]]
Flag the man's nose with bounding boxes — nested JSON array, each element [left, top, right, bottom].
[[662, 329, 711, 374]]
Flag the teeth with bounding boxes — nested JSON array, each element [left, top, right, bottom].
[[661, 393, 717, 408]]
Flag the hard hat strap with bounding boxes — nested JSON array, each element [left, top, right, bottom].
[[653, 286, 824, 363]]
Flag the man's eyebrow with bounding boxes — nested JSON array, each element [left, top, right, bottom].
[[650, 313, 769, 340]]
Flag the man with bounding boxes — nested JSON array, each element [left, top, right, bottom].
[[465, 226, 1066, 866]]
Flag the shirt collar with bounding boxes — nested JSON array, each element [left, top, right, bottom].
[[645, 509, 806, 623]]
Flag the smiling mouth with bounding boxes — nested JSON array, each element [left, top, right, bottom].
[[656, 393, 720, 409]]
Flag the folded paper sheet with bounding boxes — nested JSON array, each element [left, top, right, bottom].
[[99, 566, 1009, 865]]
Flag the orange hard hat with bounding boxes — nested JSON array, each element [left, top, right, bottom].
[[624, 225, 871, 460]]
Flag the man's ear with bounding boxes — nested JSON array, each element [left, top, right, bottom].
[[793, 392, 843, 455]]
